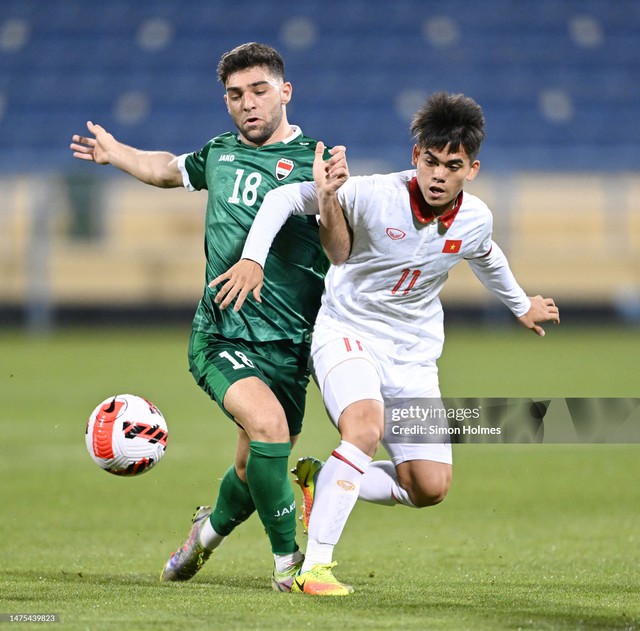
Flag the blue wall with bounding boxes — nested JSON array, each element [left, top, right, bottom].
[[1, 0, 638, 173]]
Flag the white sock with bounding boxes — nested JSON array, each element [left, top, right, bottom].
[[359, 460, 416, 507], [302, 440, 371, 573], [274, 548, 304, 573], [198, 518, 226, 551], [303, 540, 334, 567]]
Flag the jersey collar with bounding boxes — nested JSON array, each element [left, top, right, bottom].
[[408, 177, 463, 229], [281, 125, 303, 144]]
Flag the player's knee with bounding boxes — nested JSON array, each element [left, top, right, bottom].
[[341, 424, 382, 456], [339, 402, 384, 457], [407, 480, 450, 508], [224, 377, 290, 442], [248, 421, 290, 443], [235, 404, 290, 443], [399, 466, 452, 508]]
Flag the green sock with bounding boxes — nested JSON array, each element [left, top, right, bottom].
[[209, 465, 256, 537], [246, 441, 298, 555]]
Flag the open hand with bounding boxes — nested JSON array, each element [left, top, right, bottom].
[[518, 295, 560, 336], [69, 121, 114, 164], [209, 259, 264, 312], [313, 141, 349, 196]]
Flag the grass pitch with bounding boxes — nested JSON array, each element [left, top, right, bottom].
[[1, 324, 639, 629]]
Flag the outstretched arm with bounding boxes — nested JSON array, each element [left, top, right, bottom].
[[70, 121, 183, 188]]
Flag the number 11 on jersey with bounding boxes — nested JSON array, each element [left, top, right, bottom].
[[391, 268, 422, 295]]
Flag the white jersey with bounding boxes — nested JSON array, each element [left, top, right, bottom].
[[243, 169, 530, 362]]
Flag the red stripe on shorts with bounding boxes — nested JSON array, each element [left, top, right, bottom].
[[343, 338, 363, 352]]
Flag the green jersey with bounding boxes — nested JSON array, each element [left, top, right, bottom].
[[180, 128, 329, 344]]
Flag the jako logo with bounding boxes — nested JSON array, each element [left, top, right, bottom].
[[337, 480, 356, 491], [218, 154, 235, 162], [386, 227, 406, 240], [274, 500, 296, 518]]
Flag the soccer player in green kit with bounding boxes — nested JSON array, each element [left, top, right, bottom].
[[70, 42, 349, 591]]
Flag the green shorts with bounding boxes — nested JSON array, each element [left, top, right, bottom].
[[188, 330, 311, 436]]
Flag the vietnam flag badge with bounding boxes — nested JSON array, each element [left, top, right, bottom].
[[442, 239, 462, 253]]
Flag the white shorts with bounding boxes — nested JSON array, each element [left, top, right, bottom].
[[310, 322, 452, 466]]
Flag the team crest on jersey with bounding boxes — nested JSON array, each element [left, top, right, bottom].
[[276, 158, 294, 180], [386, 227, 406, 240]]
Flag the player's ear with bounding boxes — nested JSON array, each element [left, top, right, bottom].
[[466, 160, 480, 181], [223, 94, 230, 113], [411, 144, 420, 166], [280, 81, 292, 105]]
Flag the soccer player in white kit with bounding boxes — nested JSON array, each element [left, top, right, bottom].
[[212, 92, 560, 595]]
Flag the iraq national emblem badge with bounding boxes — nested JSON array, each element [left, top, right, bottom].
[[276, 158, 294, 180]]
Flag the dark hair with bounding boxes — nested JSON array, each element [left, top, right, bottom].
[[410, 92, 485, 161], [217, 42, 286, 85]]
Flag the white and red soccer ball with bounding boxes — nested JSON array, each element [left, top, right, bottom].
[[86, 394, 168, 476]]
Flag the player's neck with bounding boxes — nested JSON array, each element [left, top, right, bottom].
[[273, 117, 296, 144], [240, 119, 296, 148]]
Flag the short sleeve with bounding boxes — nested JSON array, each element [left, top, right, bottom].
[[178, 143, 211, 191]]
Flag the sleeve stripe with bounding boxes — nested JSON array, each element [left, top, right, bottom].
[[176, 153, 196, 191]]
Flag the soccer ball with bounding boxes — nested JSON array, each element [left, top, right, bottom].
[[86, 394, 168, 476]]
